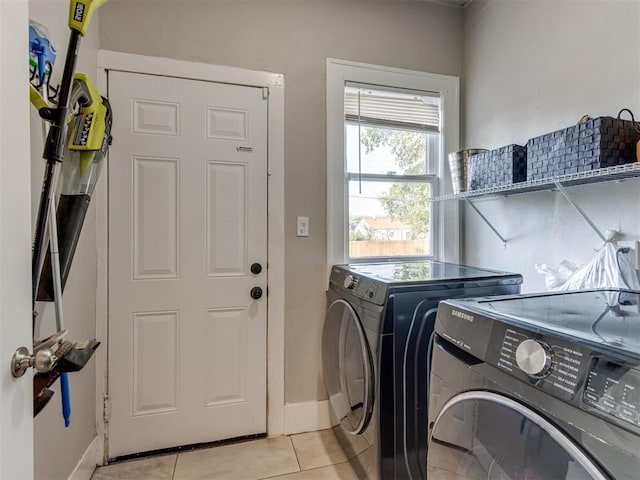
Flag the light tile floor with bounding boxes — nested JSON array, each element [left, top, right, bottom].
[[92, 428, 365, 480]]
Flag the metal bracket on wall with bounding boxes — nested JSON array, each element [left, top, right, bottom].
[[433, 164, 640, 249], [553, 181, 608, 244], [463, 181, 610, 249], [464, 198, 508, 248]]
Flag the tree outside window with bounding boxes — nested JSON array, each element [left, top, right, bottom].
[[345, 85, 440, 261]]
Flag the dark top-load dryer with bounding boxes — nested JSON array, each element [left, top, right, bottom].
[[429, 289, 640, 480], [322, 261, 522, 479]]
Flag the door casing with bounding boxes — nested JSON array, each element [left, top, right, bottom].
[[95, 50, 285, 463]]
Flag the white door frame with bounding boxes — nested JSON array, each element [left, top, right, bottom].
[[95, 50, 285, 462]]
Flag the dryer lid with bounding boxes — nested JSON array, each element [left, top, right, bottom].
[[460, 289, 640, 358], [341, 261, 522, 285]]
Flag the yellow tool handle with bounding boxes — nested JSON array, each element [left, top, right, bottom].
[[67, 73, 107, 152], [68, 0, 108, 36], [30, 85, 49, 112]]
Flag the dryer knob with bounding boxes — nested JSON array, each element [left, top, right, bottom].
[[515, 339, 552, 377], [343, 274, 357, 290]]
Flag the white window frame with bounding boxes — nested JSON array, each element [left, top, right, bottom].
[[327, 58, 460, 269]]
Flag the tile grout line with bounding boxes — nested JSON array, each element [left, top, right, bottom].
[[288, 435, 302, 474], [259, 462, 344, 480], [171, 452, 179, 480], [254, 436, 302, 480]]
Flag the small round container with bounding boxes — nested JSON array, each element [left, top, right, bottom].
[[448, 149, 488, 194]]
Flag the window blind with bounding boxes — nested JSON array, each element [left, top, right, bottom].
[[345, 83, 440, 133]]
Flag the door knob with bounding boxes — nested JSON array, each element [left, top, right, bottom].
[[11, 330, 68, 377], [250, 263, 262, 275], [250, 287, 263, 299], [11, 330, 67, 378], [12, 347, 55, 378]]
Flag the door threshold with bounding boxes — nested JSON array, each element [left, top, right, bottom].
[[109, 433, 268, 464]]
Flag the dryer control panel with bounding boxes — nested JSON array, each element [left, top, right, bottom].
[[329, 267, 388, 305]]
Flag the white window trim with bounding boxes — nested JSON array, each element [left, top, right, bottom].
[[327, 58, 460, 271]]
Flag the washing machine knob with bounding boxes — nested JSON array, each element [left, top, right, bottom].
[[343, 274, 357, 290], [515, 339, 552, 377]]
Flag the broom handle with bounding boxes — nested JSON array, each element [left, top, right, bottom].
[[47, 193, 71, 427]]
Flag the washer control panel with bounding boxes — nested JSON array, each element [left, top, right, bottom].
[[487, 322, 640, 432], [583, 358, 640, 428], [492, 325, 588, 401]]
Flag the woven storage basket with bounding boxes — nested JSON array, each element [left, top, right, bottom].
[[467, 145, 527, 191], [527, 116, 640, 181]]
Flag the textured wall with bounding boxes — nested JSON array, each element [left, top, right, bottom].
[[462, 0, 640, 292], [29, 1, 99, 478], [99, 0, 463, 403]]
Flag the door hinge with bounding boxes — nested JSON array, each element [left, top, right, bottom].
[[103, 394, 111, 423], [262, 87, 269, 100]]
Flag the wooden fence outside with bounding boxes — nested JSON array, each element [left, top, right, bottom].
[[349, 240, 429, 257]]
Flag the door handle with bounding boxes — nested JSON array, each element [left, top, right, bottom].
[[11, 330, 67, 378], [250, 287, 263, 300], [12, 347, 55, 378]]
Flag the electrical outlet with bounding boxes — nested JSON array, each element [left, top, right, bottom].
[[617, 241, 639, 269]]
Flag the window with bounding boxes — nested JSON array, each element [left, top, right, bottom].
[[345, 84, 440, 260], [327, 59, 460, 266]]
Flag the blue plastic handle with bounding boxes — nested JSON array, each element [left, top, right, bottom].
[[60, 373, 71, 427]]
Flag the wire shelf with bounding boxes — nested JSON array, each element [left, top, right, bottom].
[[432, 162, 640, 202]]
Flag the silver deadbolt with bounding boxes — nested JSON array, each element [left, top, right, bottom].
[[251, 263, 262, 274]]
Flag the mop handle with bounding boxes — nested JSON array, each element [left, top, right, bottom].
[[47, 193, 71, 427], [39, 84, 71, 427]]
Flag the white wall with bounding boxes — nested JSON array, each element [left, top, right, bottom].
[[99, 0, 463, 404], [462, 0, 640, 292], [29, 1, 100, 478]]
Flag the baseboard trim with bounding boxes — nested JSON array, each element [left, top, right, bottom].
[[283, 400, 334, 435], [68, 436, 98, 480]]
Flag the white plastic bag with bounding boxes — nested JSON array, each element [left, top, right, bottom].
[[535, 260, 581, 290], [535, 242, 640, 291]]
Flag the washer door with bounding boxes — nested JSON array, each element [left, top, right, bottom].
[[428, 391, 608, 480], [322, 299, 374, 434]]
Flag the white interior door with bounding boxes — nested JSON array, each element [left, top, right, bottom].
[[107, 71, 268, 458], [0, 1, 34, 477]]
